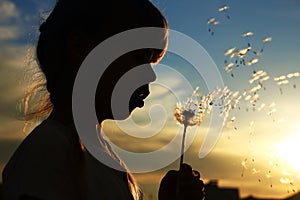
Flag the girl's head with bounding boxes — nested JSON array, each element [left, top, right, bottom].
[[35, 0, 168, 122]]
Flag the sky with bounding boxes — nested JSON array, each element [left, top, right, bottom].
[[0, 0, 300, 199]]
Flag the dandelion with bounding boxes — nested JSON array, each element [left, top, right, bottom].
[[174, 87, 207, 168], [174, 86, 241, 169]]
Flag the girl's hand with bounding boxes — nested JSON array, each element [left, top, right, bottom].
[[158, 163, 205, 200]]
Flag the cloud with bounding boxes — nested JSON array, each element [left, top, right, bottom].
[[0, 1, 19, 22], [0, 26, 20, 41], [0, 44, 37, 137], [0, 44, 34, 102]]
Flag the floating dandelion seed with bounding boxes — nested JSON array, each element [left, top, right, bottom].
[[248, 70, 269, 93], [241, 160, 247, 169], [218, 5, 229, 12], [274, 72, 299, 92], [237, 47, 251, 57], [224, 47, 236, 56], [252, 168, 260, 174], [206, 87, 241, 125], [287, 73, 295, 79], [260, 37, 272, 53], [224, 62, 234, 72], [274, 75, 286, 81], [213, 21, 219, 26], [245, 95, 252, 101], [242, 32, 254, 37], [247, 58, 259, 66], [223, 33, 273, 78], [263, 37, 272, 43], [249, 85, 261, 93], [242, 32, 254, 47], [218, 5, 230, 19], [207, 17, 219, 36], [207, 18, 216, 24], [280, 178, 293, 184], [277, 80, 289, 85]]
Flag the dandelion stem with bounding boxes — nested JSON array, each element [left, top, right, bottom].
[[179, 124, 188, 170]]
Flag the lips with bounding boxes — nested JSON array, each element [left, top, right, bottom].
[[129, 84, 150, 111]]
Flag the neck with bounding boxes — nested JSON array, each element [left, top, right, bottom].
[[48, 106, 105, 128]]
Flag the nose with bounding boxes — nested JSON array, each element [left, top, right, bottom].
[[145, 63, 157, 83]]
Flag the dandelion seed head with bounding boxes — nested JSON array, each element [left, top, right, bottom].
[[174, 88, 206, 127]]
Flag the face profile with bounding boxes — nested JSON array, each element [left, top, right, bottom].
[[94, 48, 160, 122]]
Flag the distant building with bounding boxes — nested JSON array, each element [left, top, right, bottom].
[[285, 192, 300, 200], [241, 192, 300, 200], [242, 196, 277, 200], [205, 180, 240, 200]]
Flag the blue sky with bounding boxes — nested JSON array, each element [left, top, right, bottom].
[[1, 0, 300, 199]]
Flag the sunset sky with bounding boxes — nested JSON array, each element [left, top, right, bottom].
[[0, 0, 300, 199]]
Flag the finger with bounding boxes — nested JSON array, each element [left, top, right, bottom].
[[192, 170, 200, 179], [180, 163, 192, 172]]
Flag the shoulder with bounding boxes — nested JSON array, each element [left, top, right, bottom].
[[2, 119, 82, 200], [6, 119, 74, 167]]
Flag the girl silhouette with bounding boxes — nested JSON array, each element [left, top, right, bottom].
[[2, 0, 205, 199]]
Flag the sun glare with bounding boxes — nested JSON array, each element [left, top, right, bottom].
[[277, 132, 300, 171]]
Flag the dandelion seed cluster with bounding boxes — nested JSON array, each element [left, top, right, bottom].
[[174, 87, 206, 127], [175, 86, 241, 128]]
